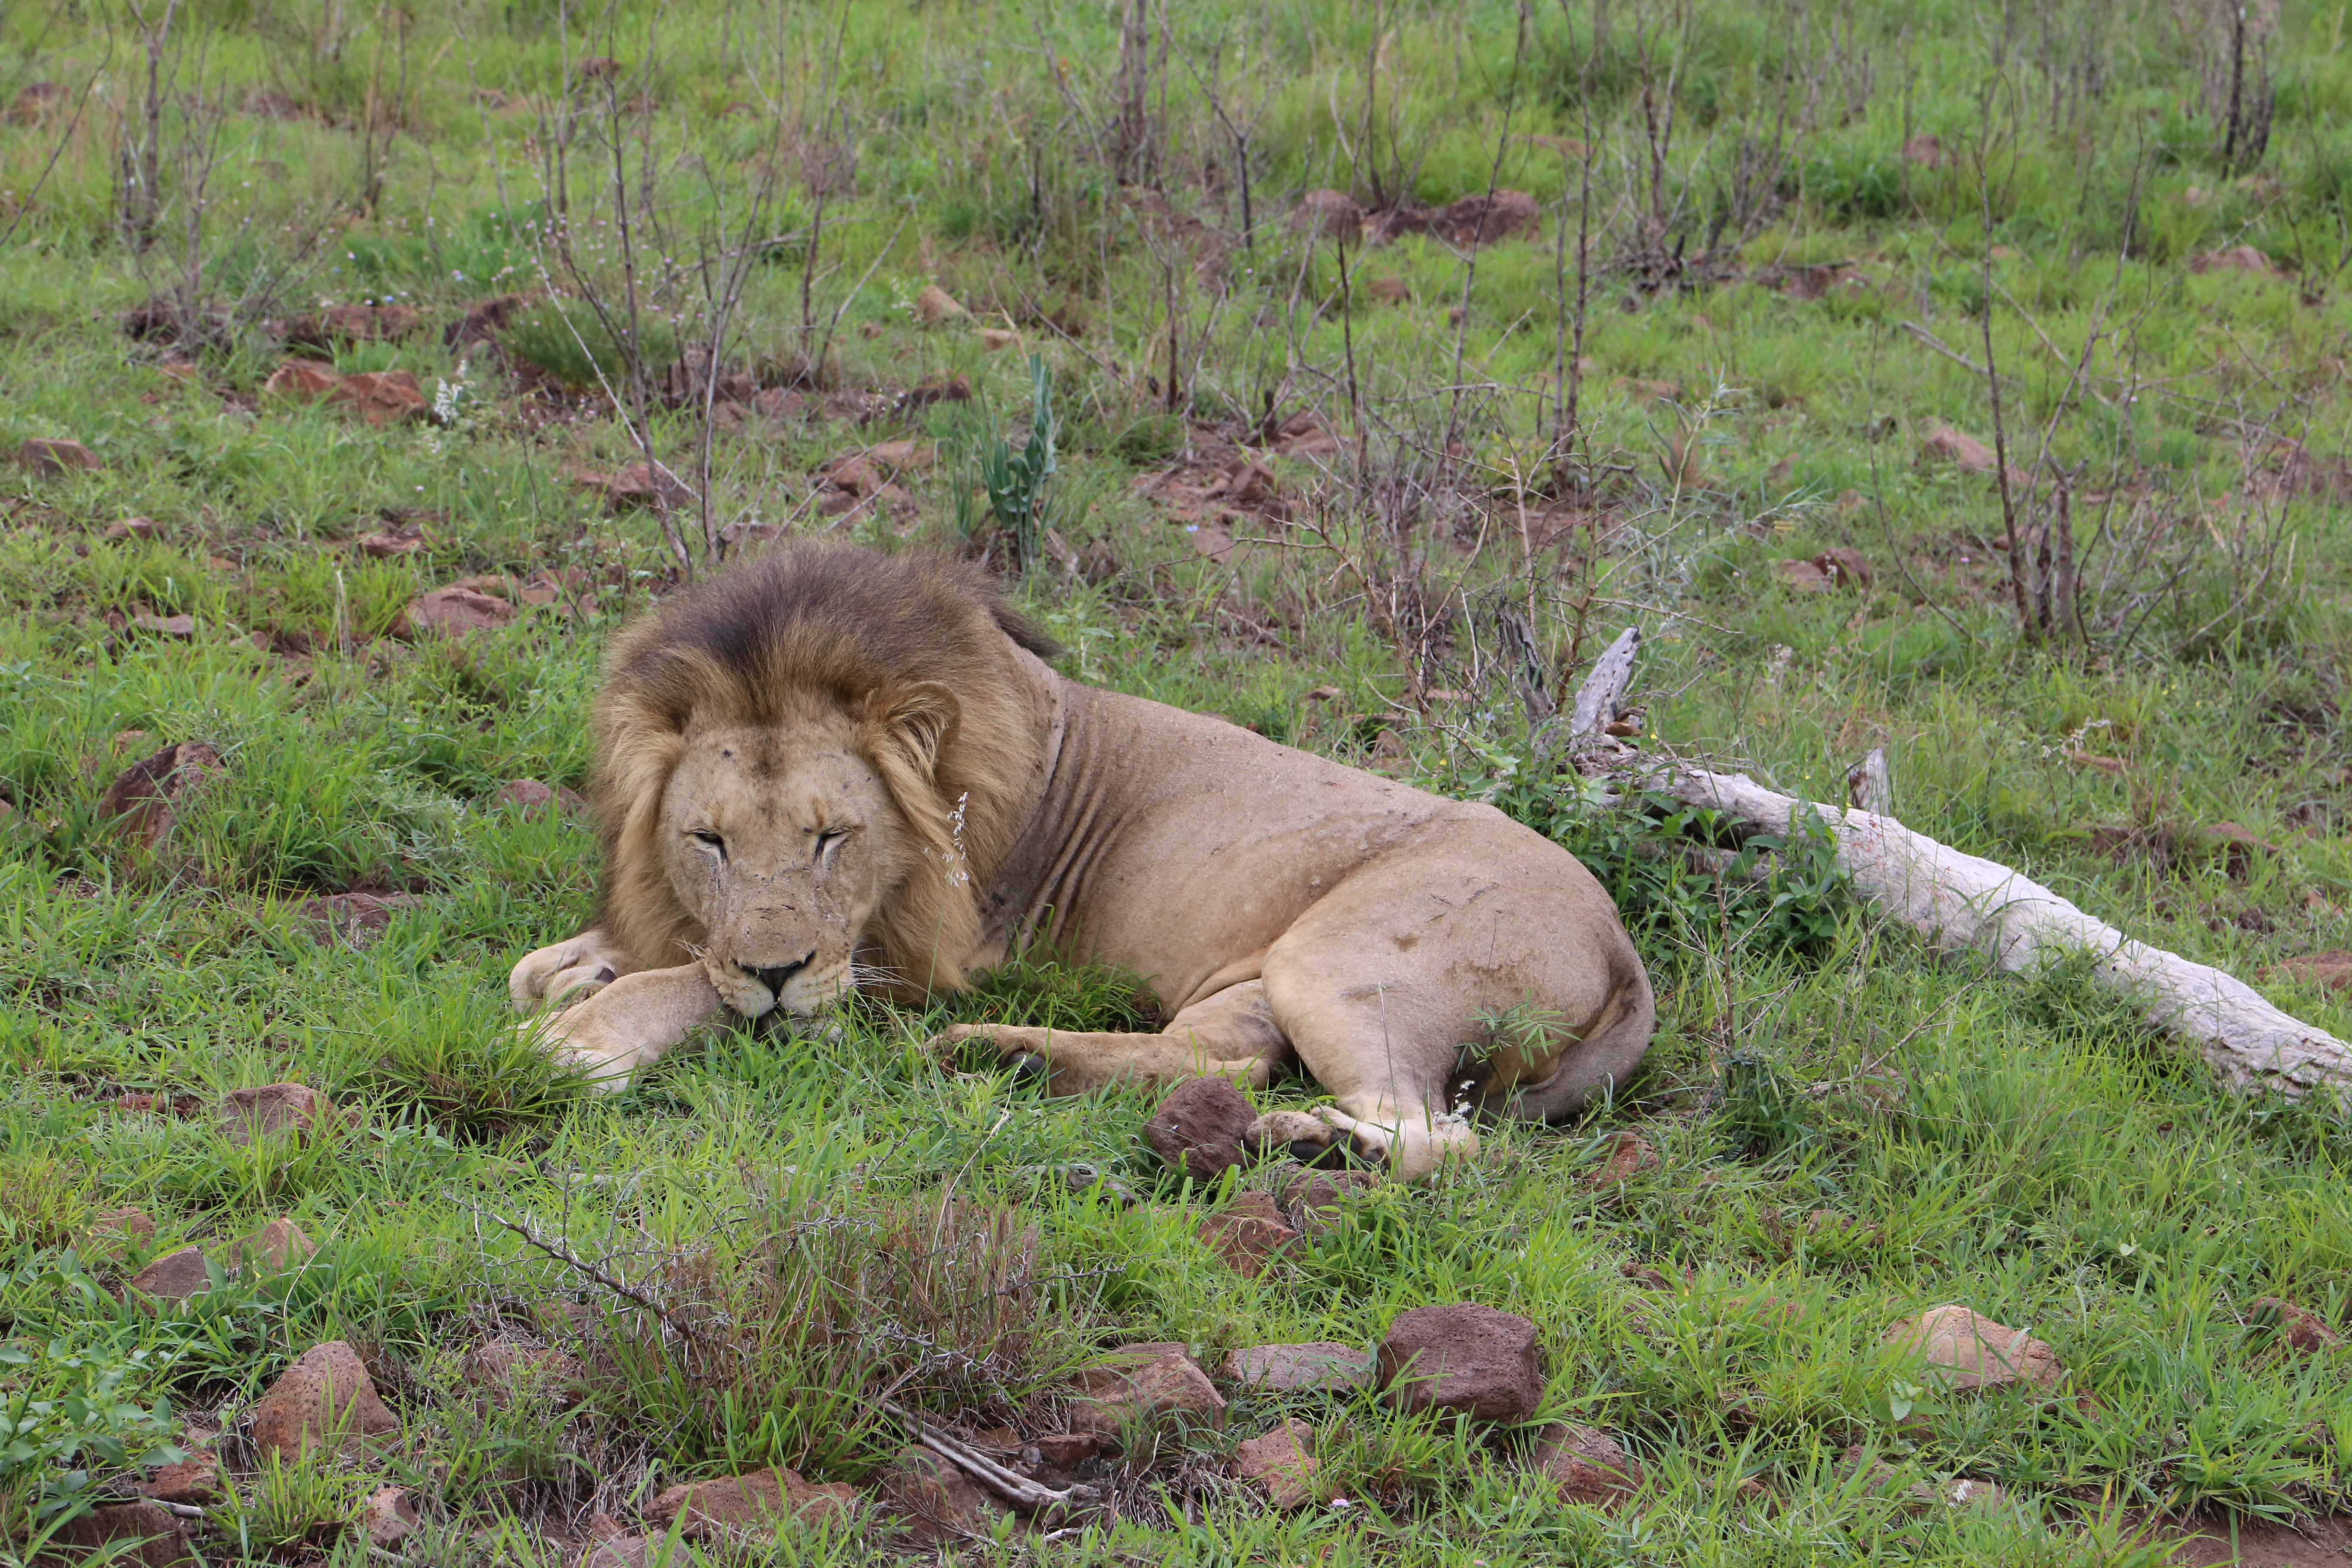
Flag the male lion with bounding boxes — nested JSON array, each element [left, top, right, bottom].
[[512, 545, 1654, 1179]]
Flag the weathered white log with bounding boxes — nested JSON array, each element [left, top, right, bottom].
[[1846, 747, 1893, 815], [1566, 637, 2352, 1102]]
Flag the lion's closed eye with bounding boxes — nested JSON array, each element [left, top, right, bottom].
[[689, 828, 727, 858]]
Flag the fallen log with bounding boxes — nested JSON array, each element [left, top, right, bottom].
[[1569, 628, 2352, 1102]]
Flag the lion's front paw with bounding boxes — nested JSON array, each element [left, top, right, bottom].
[[509, 930, 631, 1014], [521, 1011, 640, 1093], [924, 1022, 1005, 1065]]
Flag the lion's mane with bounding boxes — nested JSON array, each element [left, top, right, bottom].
[[589, 545, 1058, 996]]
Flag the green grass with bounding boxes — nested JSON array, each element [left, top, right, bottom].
[[1, 0, 2350, 1561]]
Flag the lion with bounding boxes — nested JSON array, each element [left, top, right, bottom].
[[511, 544, 1655, 1179]]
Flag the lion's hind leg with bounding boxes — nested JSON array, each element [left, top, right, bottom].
[[932, 979, 1292, 1095], [509, 925, 638, 1013]]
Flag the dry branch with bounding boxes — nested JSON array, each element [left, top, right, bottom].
[[1570, 631, 2352, 1101]]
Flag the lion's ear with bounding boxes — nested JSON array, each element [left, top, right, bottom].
[[862, 680, 962, 785]]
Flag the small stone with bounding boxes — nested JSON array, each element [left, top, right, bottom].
[[126, 1246, 215, 1304], [1903, 133, 1945, 167], [912, 285, 968, 323], [215, 1083, 340, 1146], [468, 1333, 585, 1406], [1234, 1418, 1320, 1508], [91, 1206, 157, 1242], [1200, 1191, 1298, 1277], [356, 529, 428, 557], [1073, 1347, 1228, 1433], [2268, 952, 2352, 992], [1221, 1342, 1373, 1394], [104, 517, 164, 542], [1031, 1432, 1099, 1468], [581, 1539, 652, 1568], [1883, 1305, 2064, 1393], [1918, 423, 2000, 475], [2252, 1297, 2344, 1354], [978, 328, 1019, 352], [1776, 558, 1834, 594], [129, 613, 197, 637], [329, 369, 430, 426], [570, 462, 692, 512], [2190, 244, 2274, 276], [1532, 1422, 1645, 1508], [1433, 189, 1541, 246], [876, 1446, 999, 1540], [364, 1485, 419, 1547], [6, 81, 68, 128], [496, 778, 587, 819], [1586, 1130, 1662, 1184], [263, 360, 343, 401], [1377, 1304, 1546, 1424], [144, 1442, 223, 1505], [226, 1218, 315, 1272], [294, 891, 423, 950], [648, 1467, 854, 1538], [20, 437, 104, 475], [1620, 1261, 1678, 1291], [1812, 547, 1874, 590], [247, 1341, 400, 1461], [46, 1500, 191, 1567], [1920, 1476, 2009, 1513], [1294, 189, 1364, 242], [397, 584, 516, 638], [96, 741, 222, 854], [1143, 1076, 1258, 1180]]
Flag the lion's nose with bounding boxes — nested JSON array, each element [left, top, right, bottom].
[[742, 954, 815, 997]]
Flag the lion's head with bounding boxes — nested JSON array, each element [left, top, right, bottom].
[[590, 545, 1056, 1018]]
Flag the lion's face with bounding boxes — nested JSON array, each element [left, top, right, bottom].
[[659, 716, 910, 1018]]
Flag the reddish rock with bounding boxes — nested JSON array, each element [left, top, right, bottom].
[[45, 1500, 192, 1567], [1433, 189, 1542, 246], [356, 530, 428, 557], [1234, 1418, 1320, 1508], [467, 1334, 584, 1406], [1221, 1341, 1373, 1394], [216, 1083, 340, 1146], [363, 1484, 419, 1547], [6, 81, 68, 128], [1883, 1305, 2064, 1393], [294, 891, 423, 950], [571, 462, 692, 511], [226, 1218, 315, 1272], [1032, 1432, 1099, 1468], [494, 778, 587, 819], [1586, 1130, 1662, 1184], [913, 284, 968, 324], [1074, 1347, 1228, 1433], [2258, 959, 2352, 992], [263, 360, 343, 401], [649, 1466, 854, 1538], [96, 741, 222, 853], [396, 585, 515, 638], [1200, 1190, 1298, 1277], [89, 1206, 157, 1243], [1377, 1304, 1545, 1424], [1812, 547, 1874, 590], [2190, 244, 2274, 276], [247, 1341, 400, 1461], [1294, 189, 1364, 243], [1267, 1167, 1378, 1235], [1533, 1421, 1645, 1508], [104, 517, 164, 542], [1903, 133, 1946, 167], [144, 1442, 223, 1505], [876, 1446, 1000, 1541], [1776, 558, 1833, 594], [330, 370, 429, 426], [20, 437, 104, 475], [126, 1246, 216, 1304], [129, 612, 196, 637], [281, 303, 425, 349], [1143, 1075, 1257, 1180], [2252, 1297, 2343, 1354], [1918, 423, 2014, 478], [447, 293, 528, 347], [581, 1539, 653, 1568]]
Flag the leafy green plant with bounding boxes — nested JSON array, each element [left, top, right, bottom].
[[0, 1335, 183, 1535], [953, 355, 1060, 573]]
